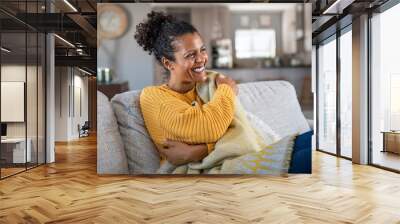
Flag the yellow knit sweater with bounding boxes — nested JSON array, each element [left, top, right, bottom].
[[140, 81, 235, 155]]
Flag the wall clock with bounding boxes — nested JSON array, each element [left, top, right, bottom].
[[98, 4, 128, 41]]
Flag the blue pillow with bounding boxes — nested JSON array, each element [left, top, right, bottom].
[[288, 130, 313, 174]]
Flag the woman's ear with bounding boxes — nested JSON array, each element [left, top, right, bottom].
[[161, 57, 174, 71]]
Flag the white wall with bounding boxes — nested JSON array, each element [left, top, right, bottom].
[[352, 15, 369, 164], [78, 75, 89, 125], [55, 67, 68, 141], [1, 64, 46, 164], [312, 45, 316, 151], [55, 67, 89, 141], [71, 74, 89, 138], [1, 66, 26, 131], [46, 32, 55, 163], [1, 65, 40, 137], [282, 5, 297, 55], [97, 3, 154, 90]]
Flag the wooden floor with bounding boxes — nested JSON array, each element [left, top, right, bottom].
[[1, 163, 46, 178], [372, 150, 400, 171], [1, 135, 400, 223], [1, 167, 26, 178]]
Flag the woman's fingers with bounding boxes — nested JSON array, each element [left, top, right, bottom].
[[163, 139, 171, 147], [163, 139, 179, 148], [216, 74, 238, 95], [158, 147, 168, 159]]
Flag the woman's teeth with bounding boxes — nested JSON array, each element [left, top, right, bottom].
[[192, 66, 205, 73]]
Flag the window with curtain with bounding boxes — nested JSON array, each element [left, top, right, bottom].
[[390, 74, 400, 130], [317, 37, 337, 154], [371, 2, 400, 171], [235, 29, 276, 58], [340, 29, 352, 158]]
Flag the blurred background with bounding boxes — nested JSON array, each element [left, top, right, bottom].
[[97, 3, 312, 119]]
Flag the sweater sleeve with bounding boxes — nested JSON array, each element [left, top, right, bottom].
[[157, 84, 235, 144], [206, 143, 215, 154]]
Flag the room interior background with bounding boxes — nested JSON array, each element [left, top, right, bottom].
[[96, 2, 313, 175], [0, 18, 46, 178], [97, 3, 313, 120], [312, 0, 400, 172], [0, 0, 97, 179]]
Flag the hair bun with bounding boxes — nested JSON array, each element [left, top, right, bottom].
[[134, 11, 173, 55]]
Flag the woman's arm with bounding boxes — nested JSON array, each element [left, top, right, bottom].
[[158, 84, 235, 143], [141, 83, 236, 144], [160, 140, 208, 166]]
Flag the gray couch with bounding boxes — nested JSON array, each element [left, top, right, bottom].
[[97, 81, 311, 174]]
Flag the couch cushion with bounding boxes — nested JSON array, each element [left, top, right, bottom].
[[109, 81, 310, 174], [289, 130, 313, 173], [97, 91, 129, 174], [238, 81, 310, 137], [111, 90, 160, 174]]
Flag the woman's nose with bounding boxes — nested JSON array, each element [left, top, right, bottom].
[[195, 53, 206, 63]]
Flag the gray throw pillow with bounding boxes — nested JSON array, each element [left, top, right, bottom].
[[97, 91, 129, 174], [111, 90, 160, 174]]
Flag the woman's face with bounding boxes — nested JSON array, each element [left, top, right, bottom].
[[167, 32, 208, 84]]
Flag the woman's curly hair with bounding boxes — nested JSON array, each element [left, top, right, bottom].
[[134, 11, 198, 63]]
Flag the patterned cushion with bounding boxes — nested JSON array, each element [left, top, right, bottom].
[[111, 90, 160, 174], [97, 91, 129, 174], [222, 135, 295, 175]]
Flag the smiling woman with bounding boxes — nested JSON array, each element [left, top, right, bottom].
[[134, 11, 238, 166]]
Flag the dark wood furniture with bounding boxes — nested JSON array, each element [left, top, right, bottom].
[[97, 81, 129, 100], [382, 131, 400, 154]]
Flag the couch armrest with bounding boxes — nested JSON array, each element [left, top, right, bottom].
[[307, 119, 314, 130], [97, 91, 129, 174]]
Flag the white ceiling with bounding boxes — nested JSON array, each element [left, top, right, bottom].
[[150, 3, 298, 12], [226, 3, 297, 11]]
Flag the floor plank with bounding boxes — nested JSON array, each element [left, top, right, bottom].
[[0, 135, 399, 223]]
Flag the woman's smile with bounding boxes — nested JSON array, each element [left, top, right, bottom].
[[189, 64, 207, 82], [192, 65, 205, 73]]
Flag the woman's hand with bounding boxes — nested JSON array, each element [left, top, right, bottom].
[[216, 74, 238, 95], [160, 140, 208, 166]]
